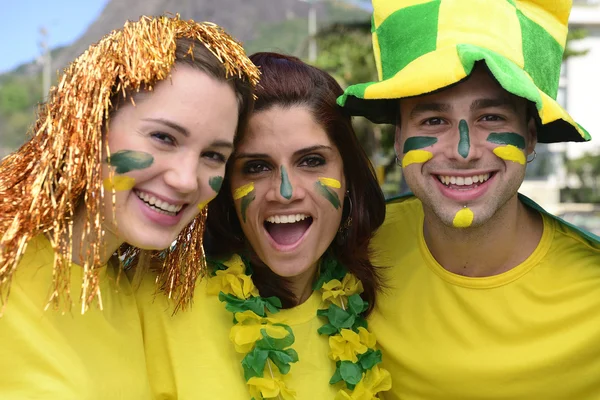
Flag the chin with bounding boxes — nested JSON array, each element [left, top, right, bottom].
[[123, 230, 178, 251]]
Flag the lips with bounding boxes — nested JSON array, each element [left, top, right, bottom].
[[264, 214, 313, 246], [433, 172, 496, 202], [134, 189, 186, 216]]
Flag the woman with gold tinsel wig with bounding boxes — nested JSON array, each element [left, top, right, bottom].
[[0, 15, 258, 397]]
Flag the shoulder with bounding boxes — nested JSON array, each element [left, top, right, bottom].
[[370, 195, 423, 265], [378, 194, 423, 237], [549, 216, 600, 255], [519, 194, 600, 259]]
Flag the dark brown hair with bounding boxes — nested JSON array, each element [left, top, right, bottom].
[[206, 52, 385, 314]]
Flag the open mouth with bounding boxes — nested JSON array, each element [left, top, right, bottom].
[[135, 190, 185, 216], [436, 172, 494, 189], [264, 214, 313, 246]]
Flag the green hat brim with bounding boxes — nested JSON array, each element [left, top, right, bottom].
[[338, 45, 590, 144]]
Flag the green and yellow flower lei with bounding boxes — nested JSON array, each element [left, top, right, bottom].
[[207, 253, 392, 399]]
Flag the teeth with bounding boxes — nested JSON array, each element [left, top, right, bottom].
[[135, 190, 184, 214], [266, 214, 309, 224], [438, 173, 491, 187]]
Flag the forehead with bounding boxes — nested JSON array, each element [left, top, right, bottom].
[[399, 67, 524, 113], [239, 105, 333, 151]]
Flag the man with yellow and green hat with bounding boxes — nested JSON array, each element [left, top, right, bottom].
[[338, 0, 600, 398]]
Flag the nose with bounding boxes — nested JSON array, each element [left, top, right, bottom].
[[446, 119, 483, 162], [163, 155, 199, 194], [266, 166, 305, 202]]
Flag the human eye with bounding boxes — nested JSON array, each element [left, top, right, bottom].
[[150, 132, 176, 146], [480, 114, 504, 122], [299, 155, 326, 168], [422, 117, 446, 126], [202, 151, 227, 164], [243, 160, 271, 175]]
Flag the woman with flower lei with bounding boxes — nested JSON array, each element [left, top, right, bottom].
[[137, 53, 390, 399]]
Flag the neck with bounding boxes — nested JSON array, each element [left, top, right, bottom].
[[289, 264, 319, 306], [423, 196, 543, 277], [70, 203, 123, 266]]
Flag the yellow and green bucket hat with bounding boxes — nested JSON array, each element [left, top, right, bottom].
[[338, 0, 590, 143]]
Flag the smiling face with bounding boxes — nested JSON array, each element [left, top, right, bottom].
[[230, 105, 346, 283], [101, 64, 239, 250], [396, 66, 537, 229]]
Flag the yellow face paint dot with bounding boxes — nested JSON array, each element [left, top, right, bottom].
[[493, 145, 526, 165], [318, 177, 341, 188], [197, 200, 209, 211], [103, 176, 136, 191], [453, 208, 474, 228], [233, 182, 255, 200], [402, 150, 433, 168]]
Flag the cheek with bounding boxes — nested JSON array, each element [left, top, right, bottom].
[[232, 182, 257, 224], [492, 146, 526, 165], [196, 181, 219, 211]]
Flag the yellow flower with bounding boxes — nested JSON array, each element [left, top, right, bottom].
[[207, 254, 259, 299], [329, 328, 371, 362], [248, 365, 297, 400], [357, 326, 376, 349], [229, 310, 289, 353], [321, 274, 364, 308], [334, 365, 392, 400]]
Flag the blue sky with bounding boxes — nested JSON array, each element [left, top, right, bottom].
[[0, 0, 109, 73], [0, 0, 372, 74]]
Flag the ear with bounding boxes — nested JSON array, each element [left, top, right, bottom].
[[526, 116, 538, 155], [394, 123, 403, 158]]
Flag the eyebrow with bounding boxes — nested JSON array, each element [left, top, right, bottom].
[[142, 117, 189, 137], [409, 102, 451, 119], [210, 140, 234, 150], [235, 145, 333, 160], [470, 97, 518, 112]]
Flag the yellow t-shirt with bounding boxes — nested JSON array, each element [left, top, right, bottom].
[[0, 235, 152, 399], [137, 273, 338, 399], [370, 196, 600, 399]]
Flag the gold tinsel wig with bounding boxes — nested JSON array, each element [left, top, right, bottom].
[[0, 15, 260, 314]]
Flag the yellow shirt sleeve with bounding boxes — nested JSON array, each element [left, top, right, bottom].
[[0, 235, 152, 399]]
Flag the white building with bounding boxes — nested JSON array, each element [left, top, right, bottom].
[[519, 0, 600, 211]]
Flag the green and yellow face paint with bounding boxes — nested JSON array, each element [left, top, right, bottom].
[[280, 166, 293, 200], [315, 177, 342, 209], [103, 150, 154, 191], [233, 182, 255, 223], [196, 176, 225, 211], [401, 137, 437, 168], [487, 132, 526, 165], [453, 207, 474, 228]]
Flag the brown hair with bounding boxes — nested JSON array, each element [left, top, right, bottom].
[[206, 52, 385, 314]]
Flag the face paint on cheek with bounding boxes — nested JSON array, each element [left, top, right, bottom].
[[209, 176, 224, 193], [458, 120, 470, 159], [487, 132, 527, 165], [233, 182, 256, 223], [453, 207, 474, 228], [401, 137, 437, 168], [318, 177, 341, 189], [197, 196, 216, 211], [103, 176, 136, 191], [314, 181, 341, 209], [280, 166, 293, 200], [106, 150, 154, 174]]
